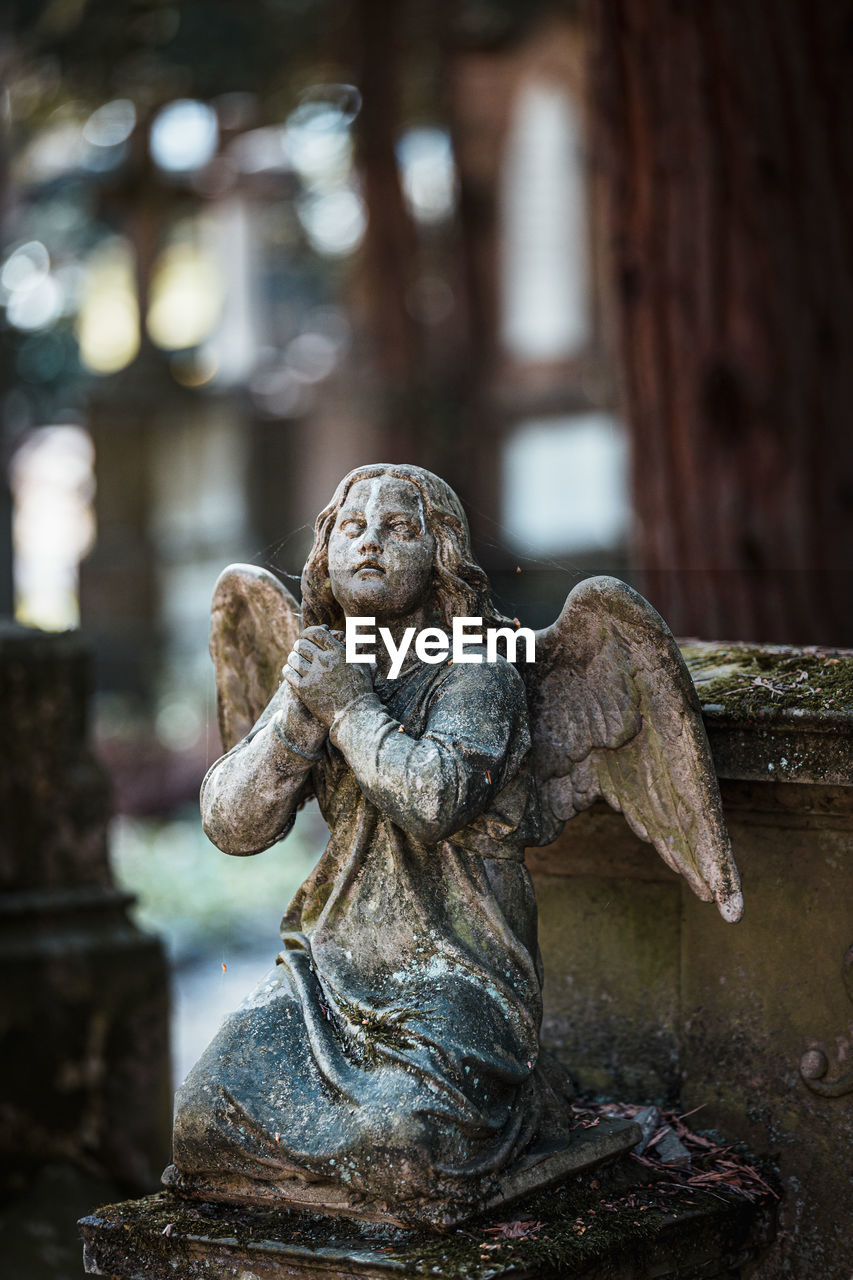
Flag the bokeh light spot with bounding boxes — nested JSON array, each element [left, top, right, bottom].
[[296, 189, 365, 257], [11, 424, 96, 631], [147, 243, 222, 351], [285, 331, 339, 383], [150, 100, 219, 173], [7, 274, 63, 331], [397, 127, 457, 224], [285, 97, 354, 189], [1, 240, 50, 293], [2, 240, 63, 330], [76, 238, 140, 374], [296, 84, 361, 126], [83, 98, 137, 148]]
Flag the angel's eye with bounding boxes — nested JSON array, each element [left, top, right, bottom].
[[339, 517, 365, 537], [389, 518, 418, 537]]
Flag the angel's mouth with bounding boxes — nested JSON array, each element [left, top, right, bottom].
[[354, 560, 385, 576]]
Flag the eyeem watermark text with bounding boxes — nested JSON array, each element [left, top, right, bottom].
[[345, 617, 535, 679]]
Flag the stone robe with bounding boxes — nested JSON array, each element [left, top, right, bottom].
[[169, 651, 552, 1224]]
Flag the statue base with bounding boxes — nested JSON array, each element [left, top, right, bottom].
[[80, 1123, 774, 1280], [160, 1117, 641, 1230]]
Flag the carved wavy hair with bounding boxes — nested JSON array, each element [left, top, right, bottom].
[[300, 463, 509, 631]]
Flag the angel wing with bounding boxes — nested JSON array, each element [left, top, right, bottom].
[[523, 576, 743, 923], [209, 564, 301, 752]]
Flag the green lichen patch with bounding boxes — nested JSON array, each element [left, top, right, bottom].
[[680, 642, 853, 718], [328, 988, 420, 1069]]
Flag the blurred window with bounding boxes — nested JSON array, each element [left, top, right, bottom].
[[500, 79, 589, 361], [10, 425, 96, 629], [147, 234, 223, 352], [76, 237, 140, 374], [502, 414, 628, 555], [202, 197, 256, 386], [397, 127, 457, 224]]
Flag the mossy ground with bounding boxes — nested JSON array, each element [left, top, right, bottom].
[[392, 1165, 685, 1276], [681, 643, 853, 717]]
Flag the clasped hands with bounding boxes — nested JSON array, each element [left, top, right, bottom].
[[283, 625, 374, 728]]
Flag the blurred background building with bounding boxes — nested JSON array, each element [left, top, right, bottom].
[[1, 0, 851, 1251], [0, 0, 640, 1134]]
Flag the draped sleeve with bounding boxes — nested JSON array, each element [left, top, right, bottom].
[[328, 654, 530, 842], [200, 682, 326, 856]]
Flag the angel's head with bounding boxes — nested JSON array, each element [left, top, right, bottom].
[[301, 463, 506, 630]]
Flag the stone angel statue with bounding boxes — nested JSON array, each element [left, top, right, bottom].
[[163, 463, 742, 1227]]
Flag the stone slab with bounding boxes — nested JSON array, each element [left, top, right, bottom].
[[80, 1146, 774, 1280], [680, 640, 853, 786]]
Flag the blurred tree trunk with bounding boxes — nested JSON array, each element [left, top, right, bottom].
[[442, 38, 516, 559], [589, 0, 853, 644], [349, 1, 508, 519], [0, 27, 14, 617], [352, 0, 423, 464]]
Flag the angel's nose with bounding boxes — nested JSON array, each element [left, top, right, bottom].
[[357, 525, 382, 553]]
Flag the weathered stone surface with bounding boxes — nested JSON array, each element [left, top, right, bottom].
[[0, 883, 172, 1195], [530, 695, 853, 1277], [164, 1119, 641, 1229], [0, 623, 111, 893], [678, 784, 853, 1277], [80, 1166, 773, 1280], [534, 871, 682, 1100], [682, 640, 853, 785], [651, 1131, 690, 1169], [631, 1107, 661, 1156]]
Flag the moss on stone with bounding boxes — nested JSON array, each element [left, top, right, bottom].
[[393, 1168, 665, 1276], [680, 643, 853, 718], [83, 1155, 772, 1279], [329, 989, 420, 1069]]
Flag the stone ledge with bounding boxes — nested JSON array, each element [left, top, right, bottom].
[[80, 1162, 774, 1280], [681, 641, 853, 786]]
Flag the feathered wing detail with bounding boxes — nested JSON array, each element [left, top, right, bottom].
[[209, 564, 301, 752], [524, 577, 743, 923]]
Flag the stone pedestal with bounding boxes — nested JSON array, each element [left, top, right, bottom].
[[0, 625, 171, 1208], [81, 1158, 773, 1280]]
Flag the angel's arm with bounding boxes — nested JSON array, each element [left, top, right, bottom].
[[201, 681, 325, 856], [329, 658, 530, 843]]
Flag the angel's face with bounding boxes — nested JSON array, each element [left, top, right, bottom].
[[327, 476, 436, 621]]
